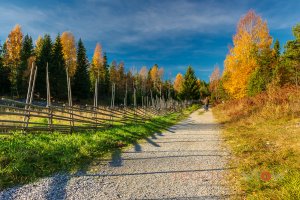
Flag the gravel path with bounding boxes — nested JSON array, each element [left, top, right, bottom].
[[0, 110, 233, 200]]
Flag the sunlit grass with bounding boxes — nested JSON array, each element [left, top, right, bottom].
[[213, 87, 300, 200], [0, 105, 199, 190]]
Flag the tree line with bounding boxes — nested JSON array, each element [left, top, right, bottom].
[[0, 25, 209, 105], [209, 10, 300, 102]]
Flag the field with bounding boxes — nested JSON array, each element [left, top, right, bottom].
[[213, 86, 300, 199], [0, 104, 199, 190]]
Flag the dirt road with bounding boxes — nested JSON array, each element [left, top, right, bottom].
[[0, 110, 233, 200]]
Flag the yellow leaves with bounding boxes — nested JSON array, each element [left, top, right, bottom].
[[149, 64, 164, 84], [150, 64, 159, 83], [139, 66, 148, 80], [174, 73, 184, 93], [61, 32, 77, 77], [223, 10, 272, 99], [90, 43, 103, 77], [35, 36, 43, 57], [4, 24, 23, 69]]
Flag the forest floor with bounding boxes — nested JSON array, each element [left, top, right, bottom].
[[0, 109, 238, 199]]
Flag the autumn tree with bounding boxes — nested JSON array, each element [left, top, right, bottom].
[[182, 66, 200, 100], [73, 39, 91, 100], [149, 64, 164, 94], [61, 31, 77, 77], [223, 10, 272, 98], [35, 36, 43, 57], [150, 64, 159, 93], [173, 73, 184, 99], [90, 43, 104, 97], [3, 24, 23, 96]]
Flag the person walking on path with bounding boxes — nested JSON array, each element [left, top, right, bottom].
[[203, 96, 209, 111]]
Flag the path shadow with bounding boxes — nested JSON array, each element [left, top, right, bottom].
[[145, 137, 160, 147], [78, 167, 235, 177], [151, 134, 157, 139], [0, 186, 21, 200], [109, 149, 123, 167], [46, 173, 70, 200], [121, 154, 228, 161], [134, 143, 142, 152], [156, 132, 164, 136]]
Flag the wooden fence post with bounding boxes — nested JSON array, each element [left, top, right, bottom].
[[46, 63, 53, 131], [24, 64, 37, 130], [23, 63, 34, 131], [110, 83, 115, 126]]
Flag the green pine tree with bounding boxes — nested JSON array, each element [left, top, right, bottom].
[[36, 34, 52, 98], [181, 66, 200, 100], [100, 52, 110, 98], [0, 42, 11, 95], [50, 34, 67, 100], [247, 49, 273, 96], [281, 24, 300, 86], [18, 34, 33, 96], [73, 39, 91, 100], [274, 39, 280, 59]]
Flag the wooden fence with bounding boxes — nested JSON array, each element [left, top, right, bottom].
[[0, 98, 191, 133]]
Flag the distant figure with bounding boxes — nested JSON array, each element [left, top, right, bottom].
[[203, 97, 209, 111]]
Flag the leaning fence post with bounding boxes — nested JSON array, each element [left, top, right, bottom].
[[25, 64, 37, 130], [23, 63, 34, 131], [46, 62, 53, 131]]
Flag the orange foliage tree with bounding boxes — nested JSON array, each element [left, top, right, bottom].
[[90, 43, 103, 78], [61, 31, 77, 77], [174, 73, 184, 94], [223, 10, 272, 98], [4, 24, 23, 93], [149, 64, 164, 92]]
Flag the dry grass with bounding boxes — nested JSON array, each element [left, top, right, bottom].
[[213, 86, 300, 200]]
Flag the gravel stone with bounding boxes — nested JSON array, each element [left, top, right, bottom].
[[0, 110, 235, 200]]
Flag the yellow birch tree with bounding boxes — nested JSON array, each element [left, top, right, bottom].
[[174, 73, 184, 93], [223, 10, 272, 98], [61, 31, 77, 77], [4, 24, 23, 93]]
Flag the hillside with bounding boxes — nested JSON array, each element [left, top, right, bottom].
[[213, 86, 300, 199]]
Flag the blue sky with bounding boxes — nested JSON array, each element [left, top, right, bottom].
[[1, 0, 300, 81]]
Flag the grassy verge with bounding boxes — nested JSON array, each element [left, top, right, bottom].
[[0, 105, 199, 190], [213, 87, 300, 199]]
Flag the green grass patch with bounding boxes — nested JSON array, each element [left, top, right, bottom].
[[0, 105, 199, 190]]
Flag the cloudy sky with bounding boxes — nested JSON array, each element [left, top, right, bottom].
[[1, 0, 300, 81]]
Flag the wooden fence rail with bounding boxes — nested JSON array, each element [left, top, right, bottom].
[[0, 98, 191, 134]]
